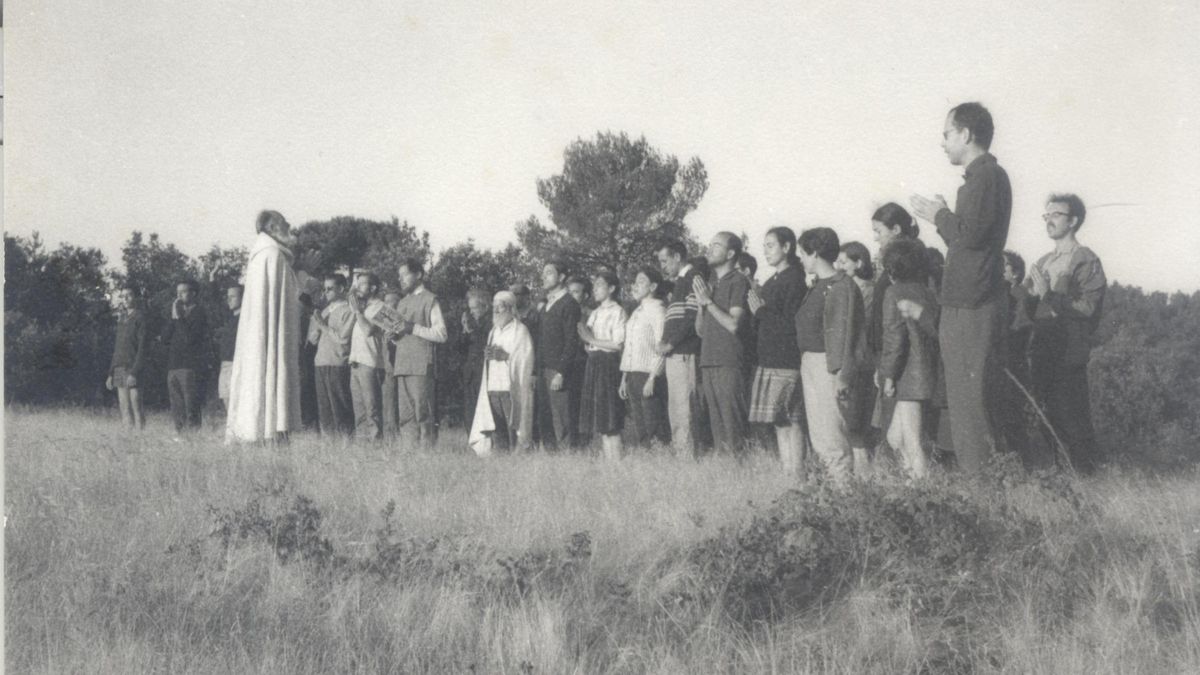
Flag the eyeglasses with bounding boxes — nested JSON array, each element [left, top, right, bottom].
[[1041, 212, 1072, 221], [323, 286, 339, 292]]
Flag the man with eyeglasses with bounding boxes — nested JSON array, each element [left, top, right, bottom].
[[307, 273, 356, 436], [909, 101, 1012, 473], [1024, 193, 1106, 473]]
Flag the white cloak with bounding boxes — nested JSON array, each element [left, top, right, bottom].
[[225, 233, 302, 443], [468, 318, 534, 456]]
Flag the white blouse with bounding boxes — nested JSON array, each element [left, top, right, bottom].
[[585, 301, 627, 353], [621, 298, 666, 375]]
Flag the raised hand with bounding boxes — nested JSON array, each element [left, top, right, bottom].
[[909, 193, 948, 223], [577, 322, 595, 345], [1029, 267, 1051, 297], [896, 299, 925, 322], [691, 276, 712, 307], [747, 287, 764, 315], [294, 250, 323, 275]]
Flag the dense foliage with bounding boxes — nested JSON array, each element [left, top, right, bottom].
[[8, 226, 1194, 465], [517, 131, 708, 279]]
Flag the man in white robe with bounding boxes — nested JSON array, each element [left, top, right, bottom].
[[469, 291, 535, 456], [226, 210, 308, 443]]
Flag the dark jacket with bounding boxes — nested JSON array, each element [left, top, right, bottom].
[[110, 309, 148, 376], [214, 311, 240, 362], [754, 264, 807, 369], [794, 271, 867, 374], [161, 303, 211, 371], [934, 153, 1012, 309], [880, 281, 941, 400], [535, 291, 582, 374], [1006, 282, 1036, 376], [662, 266, 703, 356], [459, 312, 492, 378]]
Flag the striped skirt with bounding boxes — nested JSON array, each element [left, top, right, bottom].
[[748, 366, 805, 424]]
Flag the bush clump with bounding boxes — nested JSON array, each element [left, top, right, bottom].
[[680, 455, 1083, 628]]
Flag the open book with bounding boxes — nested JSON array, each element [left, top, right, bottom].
[[364, 301, 406, 335]]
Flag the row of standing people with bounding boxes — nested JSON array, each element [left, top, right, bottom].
[[107, 102, 1106, 472], [463, 102, 1107, 475], [465, 223, 936, 481]]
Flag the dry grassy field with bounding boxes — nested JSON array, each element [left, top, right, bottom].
[[5, 407, 1199, 674]]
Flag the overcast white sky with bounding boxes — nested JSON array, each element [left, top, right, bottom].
[[5, 0, 1198, 292]]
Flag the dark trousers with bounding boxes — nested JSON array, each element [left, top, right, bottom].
[[939, 296, 1007, 473], [396, 373, 436, 450], [299, 350, 320, 431], [487, 391, 518, 451], [1030, 343, 1098, 472], [315, 365, 354, 436], [536, 368, 576, 450], [381, 371, 399, 439], [701, 366, 749, 455], [568, 362, 586, 445], [167, 368, 201, 432], [463, 367, 483, 432], [624, 371, 670, 447], [350, 364, 384, 441]]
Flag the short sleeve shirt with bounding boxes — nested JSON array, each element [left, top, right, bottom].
[[700, 269, 751, 368]]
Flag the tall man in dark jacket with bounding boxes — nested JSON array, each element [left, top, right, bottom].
[[911, 101, 1012, 472], [535, 261, 583, 450], [161, 279, 211, 435]]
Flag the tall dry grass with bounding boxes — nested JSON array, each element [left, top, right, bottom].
[[5, 407, 1199, 673]]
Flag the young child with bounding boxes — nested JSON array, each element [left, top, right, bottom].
[[620, 266, 670, 448], [879, 238, 940, 479], [836, 241, 878, 474]]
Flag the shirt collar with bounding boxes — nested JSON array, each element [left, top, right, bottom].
[[1050, 241, 1080, 258], [963, 152, 995, 179], [677, 263, 692, 279], [546, 287, 567, 305]]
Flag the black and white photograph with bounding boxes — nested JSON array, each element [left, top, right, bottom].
[[4, 1, 1199, 672]]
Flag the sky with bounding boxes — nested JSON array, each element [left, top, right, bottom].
[[5, 0, 1199, 292]]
